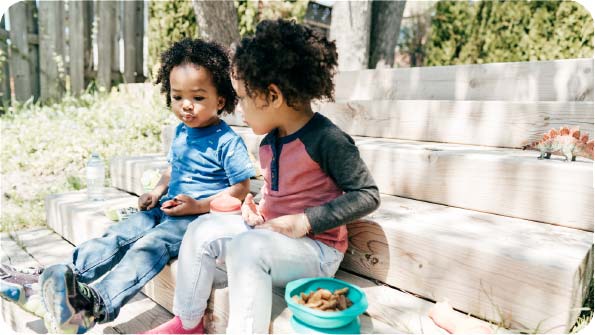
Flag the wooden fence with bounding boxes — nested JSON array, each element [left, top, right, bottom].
[[0, 0, 145, 107]]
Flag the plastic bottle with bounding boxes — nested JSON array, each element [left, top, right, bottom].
[[210, 193, 242, 215], [86, 152, 105, 201]]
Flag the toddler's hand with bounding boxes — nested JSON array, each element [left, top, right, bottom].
[[161, 194, 197, 216], [139, 192, 160, 211], [242, 194, 264, 226], [255, 213, 311, 238]]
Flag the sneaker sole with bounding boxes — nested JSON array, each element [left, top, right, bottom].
[[40, 265, 83, 334], [0, 280, 26, 304]]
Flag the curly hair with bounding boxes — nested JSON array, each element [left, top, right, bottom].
[[232, 19, 338, 108], [155, 38, 237, 115]]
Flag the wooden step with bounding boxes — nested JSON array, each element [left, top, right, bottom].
[[333, 58, 593, 102], [46, 188, 591, 333], [0, 229, 173, 334], [43, 189, 509, 334], [221, 100, 594, 149], [116, 58, 593, 105], [163, 125, 594, 231], [110, 154, 169, 196]]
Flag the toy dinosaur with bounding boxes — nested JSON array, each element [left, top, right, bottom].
[[522, 126, 594, 162]]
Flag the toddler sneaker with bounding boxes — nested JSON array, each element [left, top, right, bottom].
[[40, 264, 101, 334]]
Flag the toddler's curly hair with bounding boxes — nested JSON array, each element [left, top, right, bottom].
[[232, 19, 338, 108], [155, 38, 237, 115]]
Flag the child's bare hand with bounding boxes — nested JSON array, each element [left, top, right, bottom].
[[139, 192, 160, 211], [255, 213, 311, 238], [242, 194, 264, 226], [161, 195, 197, 216]]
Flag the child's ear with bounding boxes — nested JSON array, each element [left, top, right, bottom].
[[268, 84, 284, 108], [218, 96, 225, 110]]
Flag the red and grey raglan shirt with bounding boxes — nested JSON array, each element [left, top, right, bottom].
[[257, 112, 380, 253]]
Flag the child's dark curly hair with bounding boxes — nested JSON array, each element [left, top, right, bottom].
[[232, 19, 338, 108], [155, 38, 237, 115]]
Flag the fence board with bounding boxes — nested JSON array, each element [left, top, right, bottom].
[[123, 1, 139, 83], [8, 2, 32, 102], [38, 0, 65, 102], [84, 0, 93, 86], [69, 1, 85, 94], [25, 1, 39, 100], [134, 1, 144, 81], [112, 1, 121, 74], [0, 17, 10, 107], [97, 1, 115, 89]]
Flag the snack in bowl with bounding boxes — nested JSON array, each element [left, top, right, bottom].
[[285, 277, 368, 330], [292, 287, 353, 311]]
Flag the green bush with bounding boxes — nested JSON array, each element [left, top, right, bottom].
[[0, 86, 174, 232], [147, 0, 198, 80], [236, 0, 308, 37], [425, 0, 594, 66]]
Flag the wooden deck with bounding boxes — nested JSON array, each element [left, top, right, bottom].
[[1, 229, 173, 334]]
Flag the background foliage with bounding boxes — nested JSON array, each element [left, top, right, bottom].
[[0, 87, 172, 232], [147, 0, 198, 80], [236, 0, 308, 37], [424, 0, 594, 66]]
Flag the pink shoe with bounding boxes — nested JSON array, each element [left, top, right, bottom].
[[142, 316, 204, 334]]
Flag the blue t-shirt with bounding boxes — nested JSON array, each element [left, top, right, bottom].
[[163, 120, 255, 202]]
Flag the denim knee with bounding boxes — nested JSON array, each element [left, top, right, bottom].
[[227, 230, 270, 268]]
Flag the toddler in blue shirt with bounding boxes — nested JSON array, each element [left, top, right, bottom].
[[34, 38, 255, 334]]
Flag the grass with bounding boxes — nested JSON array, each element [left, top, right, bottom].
[[0, 84, 175, 233]]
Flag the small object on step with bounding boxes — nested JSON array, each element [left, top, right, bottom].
[[117, 207, 139, 221], [105, 206, 139, 222]]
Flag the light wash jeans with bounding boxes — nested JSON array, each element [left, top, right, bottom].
[[70, 207, 199, 322], [172, 213, 344, 333]]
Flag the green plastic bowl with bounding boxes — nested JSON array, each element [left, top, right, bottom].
[[285, 277, 368, 329]]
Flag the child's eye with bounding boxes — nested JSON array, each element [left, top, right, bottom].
[[194, 97, 204, 101], [172, 96, 181, 100]]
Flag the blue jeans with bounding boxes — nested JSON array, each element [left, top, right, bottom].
[[69, 207, 199, 322]]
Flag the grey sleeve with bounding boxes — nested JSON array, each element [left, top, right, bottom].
[[304, 128, 380, 234]]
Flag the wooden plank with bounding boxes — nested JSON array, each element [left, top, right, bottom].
[[110, 154, 169, 196], [123, 1, 144, 83], [0, 17, 10, 107], [134, 1, 144, 81], [314, 100, 594, 148], [223, 100, 594, 148], [45, 188, 138, 246], [4, 228, 174, 334], [112, 1, 121, 75], [97, 0, 115, 89], [69, 1, 85, 95], [25, 1, 39, 100], [38, 0, 65, 102], [83, 0, 93, 87], [8, 2, 32, 102], [224, 127, 594, 231], [0, 233, 48, 334], [341, 195, 593, 333], [334, 58, 594, 102]]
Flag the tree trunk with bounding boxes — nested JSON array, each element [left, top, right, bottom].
[[369, 0, 406, 68], [192, 0, 240, 48], [330, 0, 372, 71]]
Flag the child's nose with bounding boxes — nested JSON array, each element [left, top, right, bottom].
[[182, 99, 193, 110]]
